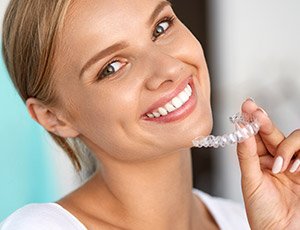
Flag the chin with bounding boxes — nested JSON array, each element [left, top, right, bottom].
[[163, 117, 213, 151]]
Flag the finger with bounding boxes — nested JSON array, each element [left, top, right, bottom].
[[255, 133, 268, 156], [255, 135, 275, 170], [273, 129, 300, 174], [288, 156, 300, 174], [259, 154, 274, 170], [241, 98, 258, 114], [237, 136, 263, 183], [241, 99, 285, 156], [241, 99, 267, 155], [252, 109, 285, 155]]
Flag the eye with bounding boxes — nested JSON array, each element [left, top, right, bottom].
[[153, 16, 174, 40], [100, 60, 123, 78]]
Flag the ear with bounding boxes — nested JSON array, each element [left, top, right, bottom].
[[26, 98, 79, 138]]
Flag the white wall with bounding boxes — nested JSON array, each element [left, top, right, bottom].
[[210, 0, 300, 202]]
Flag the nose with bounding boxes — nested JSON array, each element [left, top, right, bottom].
[[142, 48, 185, 91]]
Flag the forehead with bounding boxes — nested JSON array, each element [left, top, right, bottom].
[[67, 0, 156, 29]]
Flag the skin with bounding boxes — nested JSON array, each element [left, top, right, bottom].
[[25, 0, 300, 229], [27, 0, 215, 229], [237, 100, 300, 230]]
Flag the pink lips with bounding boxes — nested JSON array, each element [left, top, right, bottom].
[[142, 76, 197, 123]]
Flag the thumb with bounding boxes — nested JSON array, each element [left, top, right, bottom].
[[237, 136, 263, 185]]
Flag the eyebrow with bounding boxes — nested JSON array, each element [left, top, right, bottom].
[[147, 0, 172, 26], [79, 41, 129, 78], [79, 0, 172, 79]]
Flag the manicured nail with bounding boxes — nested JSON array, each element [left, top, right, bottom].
[[258, 107, 268, 117], [289, 159, 300, 173], [245, 97, 255, 103], [272, 156, 283, 174]]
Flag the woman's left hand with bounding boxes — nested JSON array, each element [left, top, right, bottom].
[[237, 99, 300, 230]]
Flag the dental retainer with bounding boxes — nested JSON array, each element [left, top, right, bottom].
[[192, 112, 260, 148]]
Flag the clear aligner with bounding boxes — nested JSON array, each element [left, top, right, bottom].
[[192, 112, 260, 148]]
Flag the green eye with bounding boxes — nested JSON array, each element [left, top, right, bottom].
[[153, 21, 171, 38], [101, 61, 122, 78]]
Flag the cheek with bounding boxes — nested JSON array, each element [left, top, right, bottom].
[[173, 22, 207, 63], [73, 99, 126, 155], [70, 85, 142, 151], [181, 35, 210, 84], [77, 93, 127, 132], [173, 23, 211, 98]]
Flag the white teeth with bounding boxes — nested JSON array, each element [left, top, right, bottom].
[[185, 85, 192, 96], [185, 87, 192, 97], [171, 97, 183, 108], [158, 107, 168, 116], [187, 84, 192, 93], [178, 91, 189, 103], [153, 112, 161, 118], [147, 113, 155, 118], [165, 103, 176, 112], [146, 83, 193, 118]]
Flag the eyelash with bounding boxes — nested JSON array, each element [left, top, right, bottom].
[[96, 15, 176, 81], [96, 58, 125, 81], [152, 15, 175, 41]]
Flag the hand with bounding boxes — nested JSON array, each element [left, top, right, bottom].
[[237, 99, 300, 230]]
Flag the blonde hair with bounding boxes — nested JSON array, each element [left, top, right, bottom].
[[2, 0, 94, 173]]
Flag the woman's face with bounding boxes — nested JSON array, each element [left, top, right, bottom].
[[54, 0, 212, 161]]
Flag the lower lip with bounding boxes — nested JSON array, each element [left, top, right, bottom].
[[142, 81, 197, 123]]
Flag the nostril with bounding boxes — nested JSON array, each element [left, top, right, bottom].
[[145, 78, 174, 91]]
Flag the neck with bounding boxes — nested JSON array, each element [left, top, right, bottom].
[[86, 149, 200, 229]]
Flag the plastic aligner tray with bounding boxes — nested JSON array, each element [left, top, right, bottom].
[[192, 112, 260, 148]]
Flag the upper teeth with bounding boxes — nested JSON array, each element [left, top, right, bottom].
[[146, 84, 192, 118]]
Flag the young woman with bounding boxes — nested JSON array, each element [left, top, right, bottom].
[[1, 0, 300, 229]]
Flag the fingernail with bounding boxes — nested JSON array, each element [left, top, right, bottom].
[[272, 156, 283, 174], [289, 159, 300, 173], [258, 107, 268, 117], [245, 97, 255, 103]]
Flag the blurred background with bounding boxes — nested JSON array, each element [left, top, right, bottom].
[[1, 0, 300, 221]]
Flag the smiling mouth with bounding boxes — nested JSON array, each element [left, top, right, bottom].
[[145, 84, 192, 118]]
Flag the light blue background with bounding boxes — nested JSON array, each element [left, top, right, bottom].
[[0, 54, 58, 221]]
